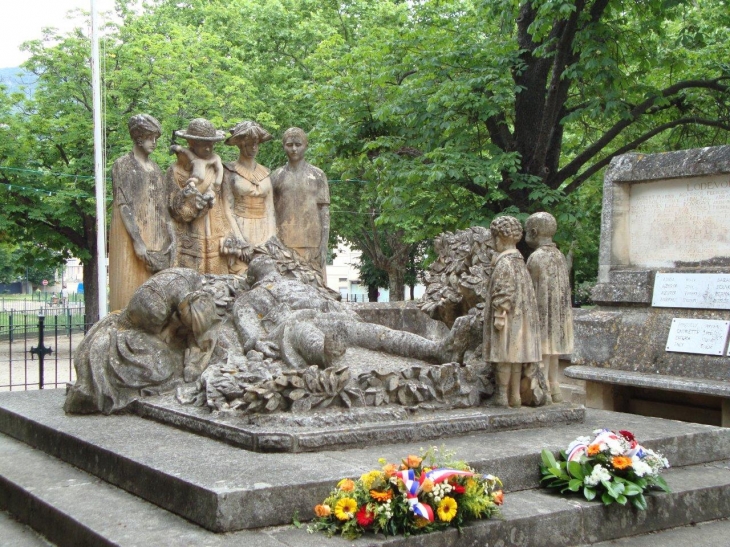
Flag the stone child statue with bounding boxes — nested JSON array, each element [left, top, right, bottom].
[[484, 216, 542, 407], [167, 118, 231, 274], [271, 127, 330, 282], [525, 212, 574, 403], [169, 143, 224, 207], [109, 114, 175, 311]]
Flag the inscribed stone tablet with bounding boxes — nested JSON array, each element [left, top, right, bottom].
[[665, 318, 730, 356], [653, 273, 730, 309], [628, 174, 730, 268]]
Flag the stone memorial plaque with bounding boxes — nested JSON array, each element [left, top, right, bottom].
[[653, 273, 730, 309], [628, 174, 730, 268], [665, 318, 730, 356]]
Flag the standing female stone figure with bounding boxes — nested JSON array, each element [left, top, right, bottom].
[[109, 114, 174, 311], [221, 121, 277, 273], [485, 215, 542, 407], [271, 127, 330, 281]]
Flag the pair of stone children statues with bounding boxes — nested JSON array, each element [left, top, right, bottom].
[[486, 213, 574, 408]]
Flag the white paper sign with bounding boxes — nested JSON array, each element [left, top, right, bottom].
[[665, 318, 730, 355], [652, 273, 730, 309]]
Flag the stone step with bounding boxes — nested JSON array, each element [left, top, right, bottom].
[[1, 391, 730, 533], [1, 430, 730, 547], [584, 518, 730, 546], [0, 510, 55, 547]]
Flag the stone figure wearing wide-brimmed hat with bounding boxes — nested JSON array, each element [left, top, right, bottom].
[[270, 127, 330, 282], [167, 118, 231, 274], [220, 120, 278, 274], [109, 114, 175, 311]]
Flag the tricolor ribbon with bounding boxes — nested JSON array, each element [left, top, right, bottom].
[[394, 468, 474, 522]]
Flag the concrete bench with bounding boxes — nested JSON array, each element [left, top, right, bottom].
[[564, 365, 730, 427]]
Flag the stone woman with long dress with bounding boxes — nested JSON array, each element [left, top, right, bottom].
[[109, 114, 175, 311], [484, 215, 542, 407], [221, 121, 277, 273], [167, 118, 231, 274]]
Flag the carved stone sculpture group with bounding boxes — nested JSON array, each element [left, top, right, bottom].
[[108, 116, 329, 311], [67, 114, 574, 417]]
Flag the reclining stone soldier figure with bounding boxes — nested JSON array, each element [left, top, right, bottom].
[[233, 255, 463, 370]]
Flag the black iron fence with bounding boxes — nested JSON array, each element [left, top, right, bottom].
[[0, 305, 88, 391]]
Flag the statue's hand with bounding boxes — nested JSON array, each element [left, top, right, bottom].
[[255, 340, 279, 359], [493, 313, 506, 331], [133, 240, 150, 265]]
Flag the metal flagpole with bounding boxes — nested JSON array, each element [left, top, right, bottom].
[[91, 0, 108, 319]]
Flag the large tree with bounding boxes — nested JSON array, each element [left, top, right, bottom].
[[309, 0, 730, 288]]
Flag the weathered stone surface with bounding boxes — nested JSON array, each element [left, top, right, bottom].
[[270, 127, 330, 278], [136, 392, 584, 452], [486, 216, 543, 408], [352, 301, 450, 340], [5, 390, 728, 534], [565, 365, 730, 397], [596, 145, 730, 290], [109, 114, 174, 312], [572, 306, 730, 381]]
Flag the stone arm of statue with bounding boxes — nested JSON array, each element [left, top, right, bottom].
[[491, 260, 516, 332], [220, 170, 245, 243], [234, 290, 280, 358], [318, 204, 330, 270], [112, 164, 151, 267], [168, 169, 211, 223]]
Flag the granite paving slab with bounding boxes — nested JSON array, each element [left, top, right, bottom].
[[0, 390, 729, 532]]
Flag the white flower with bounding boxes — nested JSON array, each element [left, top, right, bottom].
[[585, 464, 611, 486], [605, 438, 623, 456], [631, 457, 652, 478]]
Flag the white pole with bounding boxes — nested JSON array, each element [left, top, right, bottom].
[[91, 0, 108, 319]]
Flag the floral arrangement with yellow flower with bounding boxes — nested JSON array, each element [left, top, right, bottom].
[[308, 447, 503, 539], [540, 428, 670, 509]]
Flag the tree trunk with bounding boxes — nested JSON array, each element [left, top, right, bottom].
[[387, 267, 405, 302], [409, 284, 415, 300], [368, 284, 379, 302], [82, 215, 100, 327]]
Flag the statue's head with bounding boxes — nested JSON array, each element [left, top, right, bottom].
[[175, 118, 225, 159], [525, 212, 557, 249], [247, 255, 280, 284], [490, 215, 523, 250], [282, 127, 308, 163], [128, 114, 162, 154]]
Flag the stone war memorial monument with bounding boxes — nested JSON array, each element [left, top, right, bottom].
[[5, 123, 730, 546], [567, 144, 730, 426]]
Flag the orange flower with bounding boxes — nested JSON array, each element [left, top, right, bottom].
[[383, 463, 398, 478], [314, 504, 331, 518], [370, 489, 393, 502], [611, 456, 632, 470], [587, 444, 601, 457], [492, 490, 504, 506], [419, 478, 434, 494], [403, 455, 423, 469], [338, 478, 355, 492]]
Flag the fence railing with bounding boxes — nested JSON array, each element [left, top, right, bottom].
[[0, 307, 89, 391]]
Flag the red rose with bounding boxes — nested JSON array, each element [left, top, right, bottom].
[[356, 505, 375, 527], [452, 484, 466, 494], [618, 430, 636, 442]]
